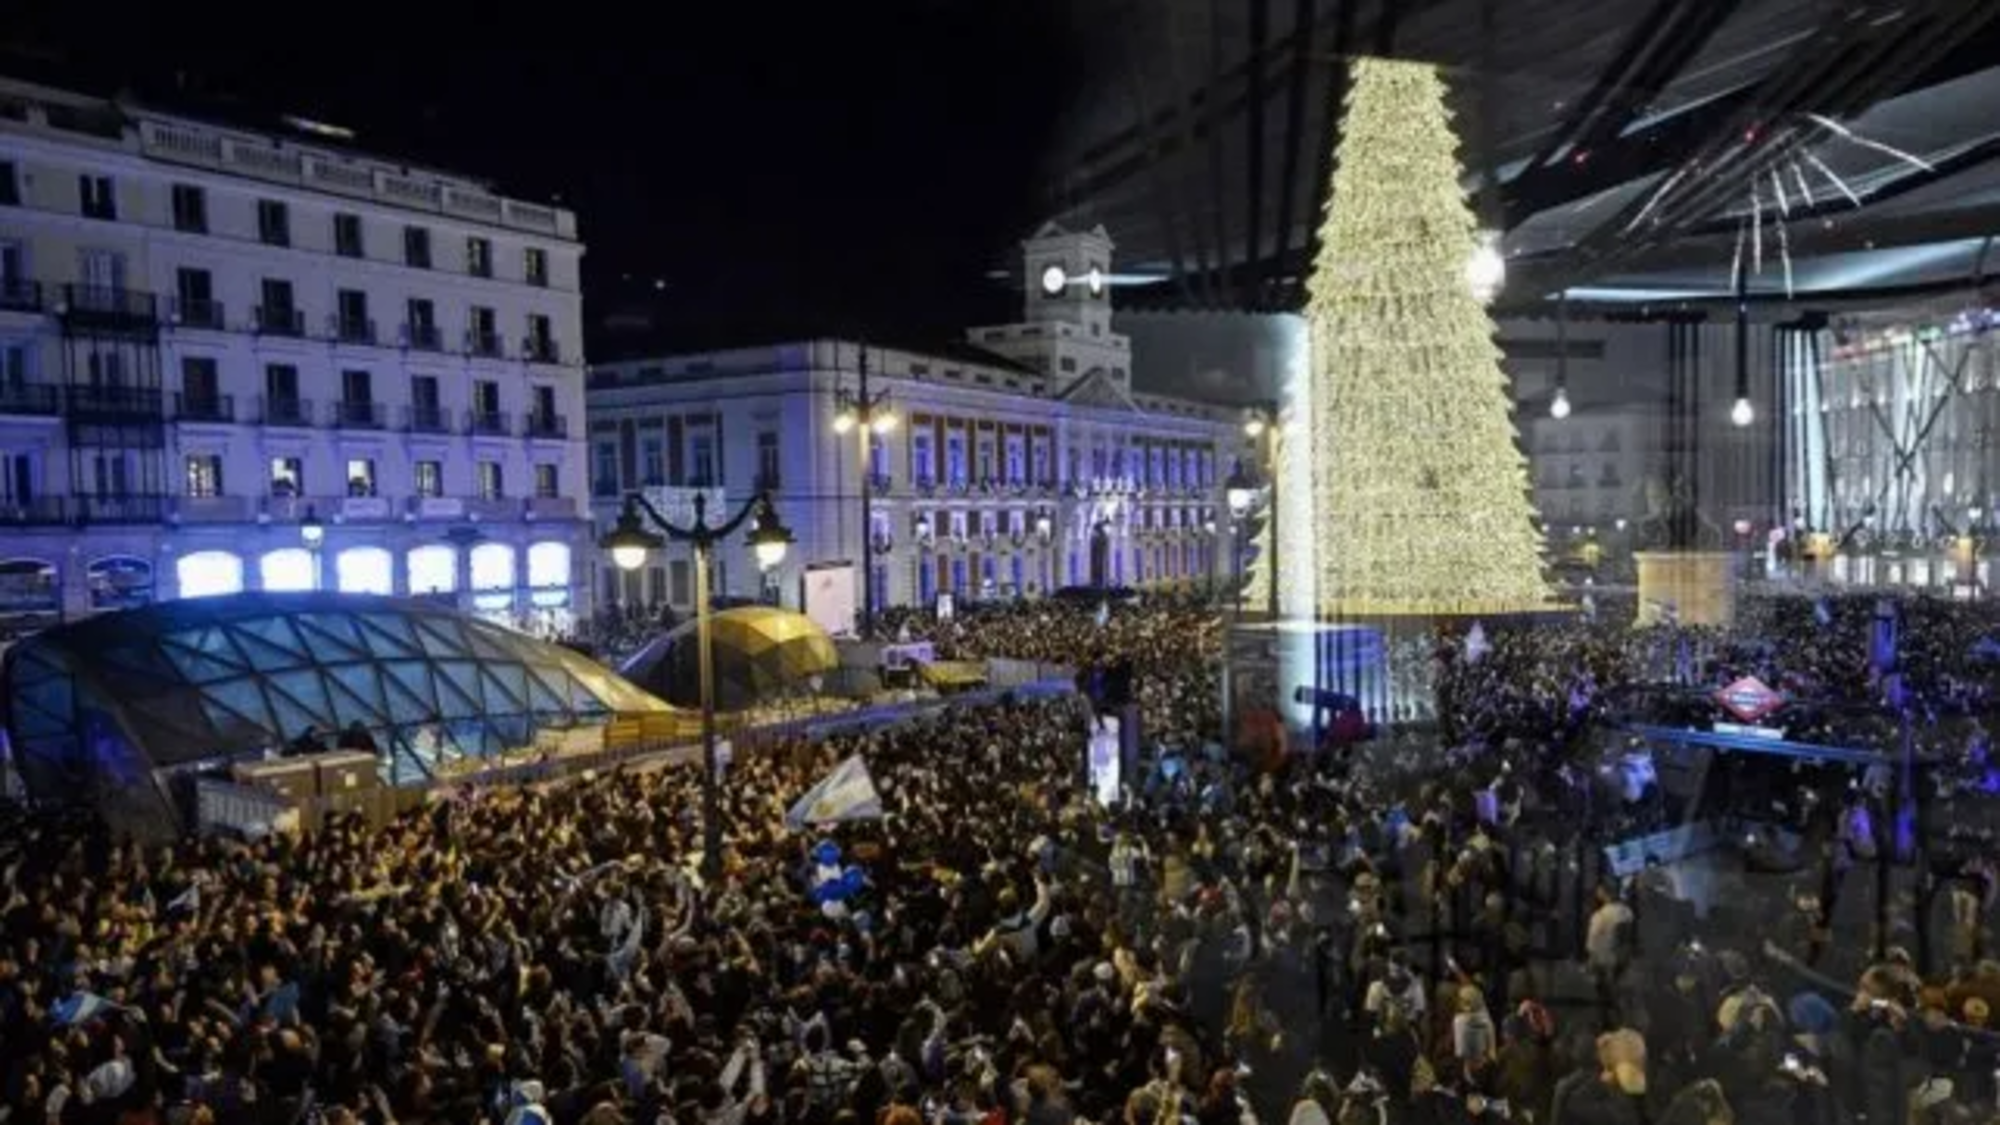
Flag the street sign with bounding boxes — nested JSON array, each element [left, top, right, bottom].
[[1714, 675, 1785, 723]]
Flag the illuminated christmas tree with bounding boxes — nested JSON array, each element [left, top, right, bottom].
[[1305, 57, 1551, 616]]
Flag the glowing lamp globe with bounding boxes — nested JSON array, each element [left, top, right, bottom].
[[870, 412, 897, 434], [611, 544, 649, 572], [1550, 387, 1572, 419], [747, 500, 795, 571], [1467, 230, 1506, 303], [831, 410, 856, 435], [1730, 396, 1755, 427]]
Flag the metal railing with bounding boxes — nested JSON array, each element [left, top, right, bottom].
[[523, 411, 566, 438], [402, 323, 443, 351], [522, 336, 561, 364], [0, 383, 60, 415], [260, 395, 313, 427], [76, 494, 168, 524], [333, 316, 377, 345], [173, 392, 234, 422], [0, 278, 43, 313], [333, 400, 386, 429], [171, 297, 226, 330], [467, 410, 511, 436], [61, 285, 157, 323], [405, 403, 451, 433], [466, 331, 504, 358], [255, 306, 305, 337], [66, 385, 164, 417], [0, 496, 66, 525]]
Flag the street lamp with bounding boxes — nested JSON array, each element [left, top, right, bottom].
[[1240, 405, 1280, 618], [299, 504, 325, 549], [1220, 461, 1260, 752], [833, 343, 894, 637], [600, 488, 792, 879]]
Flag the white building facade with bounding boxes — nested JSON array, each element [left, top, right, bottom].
[[586, 224, 1242, 620], [0, 78, 592, 632]]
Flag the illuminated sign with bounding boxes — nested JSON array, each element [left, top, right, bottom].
[[1715, 676, 1784, 723]]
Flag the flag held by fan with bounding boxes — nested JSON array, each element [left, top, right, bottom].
[[785, 755, 884, 830]]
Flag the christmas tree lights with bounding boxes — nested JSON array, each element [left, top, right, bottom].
[[1305, 58, 1551, 617]]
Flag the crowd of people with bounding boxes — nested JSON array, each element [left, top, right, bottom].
[[3, 594, 2000, 1125]]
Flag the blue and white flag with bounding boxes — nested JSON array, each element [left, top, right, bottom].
[[53, 991, 117, 1025], [785, 756, 884, 831], [166, 883, 201, 914]]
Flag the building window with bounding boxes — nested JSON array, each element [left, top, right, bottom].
[[526, 314, 555, 362], [0, 161, 18, 206], [690, 434, 715, 487], [524, 247, 549, 286], [534, 463, 559, 499], [466, 236, 492, 278], [333, 213, 364, 257], [912, 433, 934, 486], [260, 548, 315, 593], [945, 433, 966, 486], [346, 458, 377, 497], [170, 184, 207, 232], [185, 454, 223, 498], [256, 199, 290, 246], [647, 566, 667, 606], [336, 547, 394, 596], [469, 306, 499, 355], [177, 551, 243, 599], [757, 431, 780, 489], [404, 226, 432, 268], [640, 434, 665, 487], [1059, 356, 1077, 373], [477, 460, 504, 500], [336, 289, 370, 341], [669, 559, 691, 605], [408, 545, 457, 595], [270, 456, 303, 496], [594, 442, 619, 496], [414, 459, 443, 498], [78, 175, 115, 220]]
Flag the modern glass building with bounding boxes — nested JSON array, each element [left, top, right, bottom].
[[2, 591, 669, 833]]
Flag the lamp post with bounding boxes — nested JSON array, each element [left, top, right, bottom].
[[1241, 406, 1280, 618], [832, 343, 895, 637], [299, 504, 325, 590], [1220, 463, 1257, 751], [1033, 508, 1053, 595], [601, 489, 793, 880]]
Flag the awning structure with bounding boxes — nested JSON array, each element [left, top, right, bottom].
[[618, 606, 839, 711]]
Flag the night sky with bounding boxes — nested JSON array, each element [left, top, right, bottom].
[[4, 0, 1089, 357]]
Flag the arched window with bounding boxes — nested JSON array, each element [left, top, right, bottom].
[[260, 548, 315, 592], [526, 541, 569, 589], [87, 556, 154, 610], [177, 551, 244, 599], [336, 547, 393, 596], [406, 545, 458, 595], [0, 558, 60, 613], [470, 543, 515, 591]]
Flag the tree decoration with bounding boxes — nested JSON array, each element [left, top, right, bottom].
[[1303, 57, 1551, 617]]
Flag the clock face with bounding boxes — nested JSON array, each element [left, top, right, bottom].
[[1040, 264, 1068, 296], [1087, 267, 1105, 296]]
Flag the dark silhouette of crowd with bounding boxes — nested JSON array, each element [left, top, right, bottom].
[[3, 593, 1999, 1125]]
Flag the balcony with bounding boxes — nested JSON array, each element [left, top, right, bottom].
[[0, 278, 42, 313], [0, 496, 67, 525], [60, 285, 158, 330], [66, 385, 164, 419], [467, 496, 515, 521], [339, 495, 394, 521], [333, 316, 377, 345], [525, 496, 577, 521], [522, 337, 561, 365], [466, 331, 505, 359], [405, 403, 452, 433], [523, 411, 567, 439], [171, 297, 226, 330], [333, 400, 387, 429], [467, 410, 511, 436], [402, 323, 444, 351], [866, 471, 893, 493], [255, 306, 305, 337], [77, 494, 168, 524], [0, 382, 61, 416], [173, 495, 251, 523], [260, 396, 313, 427], [174, 393, 235, 423], [407, 496, 466, 521]]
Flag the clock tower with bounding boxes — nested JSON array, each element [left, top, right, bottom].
[[1022, 221, 1116, 336], [973, 221, 1131, 393]]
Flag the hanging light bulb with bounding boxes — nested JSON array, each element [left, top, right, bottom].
[[1467, 229, 1506, 303], [1731, 395, 1755, 427], [1550, 386, 1572, 419]]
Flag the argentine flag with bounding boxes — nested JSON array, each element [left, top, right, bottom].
[[54, 992, 117, 1025], [785, 756, 884, 831]]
